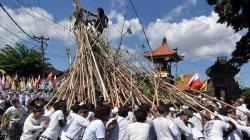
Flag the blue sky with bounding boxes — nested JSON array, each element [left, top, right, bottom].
[[0, 0, 249, 87]]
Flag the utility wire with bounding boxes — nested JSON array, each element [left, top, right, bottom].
[[3, 0, 76, 43], [0, 23, 40, 48], [0, 2, 40, 42], [128, 0, 153, 53], [14, 0, 73, 33], [34, 0, 48, 34]]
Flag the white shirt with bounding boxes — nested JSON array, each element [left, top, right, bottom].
[[126, 112, 134, 122], [236, 105, 250, 122], [153, 116, 178, 140], [173, 117, 192, 140], [41, 110, 65, 139], [20, 113, 48, 140], [5, 105, 26, 124], [61, 111, 78, 139], [82, 119, 106, 140], [124, 122, 150, 140], [87, 111, 95, 120], [191, 113, 203, 131], [108, 116, 130, 140], [44, 107, 55, 118], [227, 130, 243, 140], [204, 120, 230, 140], [61, 114, 89, 140], [0, 99, 5, 109], [19, 94, 24, 103], [228, 117, 250, 138], [146, 117, 156, 140]]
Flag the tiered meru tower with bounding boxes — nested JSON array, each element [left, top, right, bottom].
[[144, 37, 183, 82]]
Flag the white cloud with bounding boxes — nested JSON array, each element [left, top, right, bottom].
[[165, 0, 198, 21], [107, 10, 142, 40], [111, 0, 127, 9], [146, 12, 244, 59], [0, 6, 75, 47]]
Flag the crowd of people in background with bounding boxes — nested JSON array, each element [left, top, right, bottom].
[[0, 90, 249, 140]]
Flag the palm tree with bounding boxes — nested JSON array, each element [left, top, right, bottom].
[[0, 43, 51, 77]]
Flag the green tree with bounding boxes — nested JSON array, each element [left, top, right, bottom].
[[242, 87, 250, 103], [0, 43, 51, 77], [207, 0, 250, 69]]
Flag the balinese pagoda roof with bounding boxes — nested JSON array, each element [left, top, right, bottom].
[[144, 37, 183, 62]]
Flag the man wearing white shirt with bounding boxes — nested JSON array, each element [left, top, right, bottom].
[[173, 109, 193, 140], [1, 99, 27, 140], [39, 101, 66, 140], [153, 105, 179, 140], [20, 106, 48, 140], [108, 106, 131, 140], [204, 115, 234, 140], [139, 103, 156, 140], [60, 104, 79, 139], [124, 109, 150, 140], [0, 95, 5, 110], [82, 105, 111, 140], [19, 94, 25, 106], [62, 104, 90, 140]]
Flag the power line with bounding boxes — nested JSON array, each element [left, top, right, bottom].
[[128, 0, 153, 53], [34, 0, 48, 34], [14, 0, 73, 33], [2, 0, 76, 43], [0, 2, 40, 42], [47, 53, 67, 58], [0, 23, 40, 48]]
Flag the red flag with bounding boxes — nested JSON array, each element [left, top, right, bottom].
[[14, 74, 19, 89], [35, 75, 42, 89], [188, 73, 202, 90], [1, 75, 7, 88], [46, 72, 53, 81]]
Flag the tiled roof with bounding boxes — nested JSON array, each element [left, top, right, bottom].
[[144, 43, 177, 57], [144, 37, 183, 61], [174, 73, 193, 91]]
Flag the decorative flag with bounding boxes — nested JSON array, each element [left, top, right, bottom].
[[200, 80, 207, 91], [1, 75, 6, 86], [54, 75, 57, 81], [0, 69, 6, 74], [1, 75, 8, 88], [35, 75, 42, 90], [30, 77, 35, 89], [188, 73, 202, 90], [27, 81, 32, 90], [14, 74, 19, 89], [179, 74, 184, 82], [19, 78, 25, 91], [46, 72, 53, 81]]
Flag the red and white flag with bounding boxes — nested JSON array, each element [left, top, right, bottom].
[[54, 75, 57, 81], [14, 74, 19, 88], [1, 75, 6, 87], [188, 73, 202, 90], [35, 75, 42, 89], [46, 72, 53, 81]]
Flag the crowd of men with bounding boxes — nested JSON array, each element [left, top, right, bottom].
[[0, 91, 249, 140]]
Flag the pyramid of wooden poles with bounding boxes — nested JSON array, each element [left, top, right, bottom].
[[49, 0, 236, 114]]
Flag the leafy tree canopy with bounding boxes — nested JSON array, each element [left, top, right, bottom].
[[207, 0, 250, 70], [0, 43, 51, 77]]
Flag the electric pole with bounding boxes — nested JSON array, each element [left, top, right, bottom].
[[33, 35, 49, 78]]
